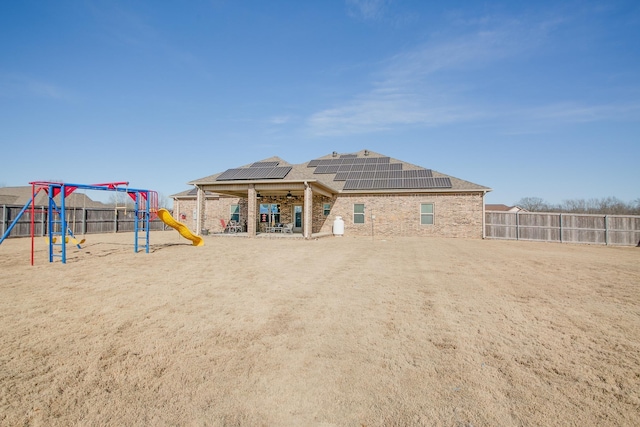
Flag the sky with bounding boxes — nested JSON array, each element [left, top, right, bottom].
[[1, 0, 639, 207]]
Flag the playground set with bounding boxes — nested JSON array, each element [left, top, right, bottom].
[[0, 181, 160, 265]]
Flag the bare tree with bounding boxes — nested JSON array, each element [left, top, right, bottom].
[[515, 197, 551, 212]]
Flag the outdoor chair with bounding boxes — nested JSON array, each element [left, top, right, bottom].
[[228, 220, 242, 233], [282, 223, 293, 234]]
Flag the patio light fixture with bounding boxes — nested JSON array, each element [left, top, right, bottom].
[[286, 191, 293, 199]]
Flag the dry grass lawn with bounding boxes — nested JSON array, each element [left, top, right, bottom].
[[1, 231, 639, 426]]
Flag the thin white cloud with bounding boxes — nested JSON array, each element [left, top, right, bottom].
[[0, 74, 72, 100], [307, 23, 526, 136], [346, 0, 389, 21], [306, 11, 634, 137], [268, 115, 292, 125], [523, 102, 640, 124]]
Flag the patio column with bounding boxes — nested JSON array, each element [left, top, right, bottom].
[[247, 185, 257, 237], [196, 186, 204, 235], [303, 183, 313, 239]]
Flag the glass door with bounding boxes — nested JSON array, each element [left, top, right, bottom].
[[293, 205, 303, 233]]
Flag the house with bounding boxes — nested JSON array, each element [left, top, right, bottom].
[[172, 150, 492, 239], [0, 186, 106, 208], [485, 204, 527, 212]]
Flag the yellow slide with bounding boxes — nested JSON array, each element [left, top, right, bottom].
[[157, 208, 204, 246]]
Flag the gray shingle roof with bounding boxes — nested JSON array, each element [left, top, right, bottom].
[[186, 150, 491, 194]]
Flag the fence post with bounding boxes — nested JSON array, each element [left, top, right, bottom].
[[1, 205, 5, 237], [516, 211, 519, 240], [114, 210, 118, 233], [82, 207, 87, 235], [605, 215, 609, 246], [559, 213, 563, 243]]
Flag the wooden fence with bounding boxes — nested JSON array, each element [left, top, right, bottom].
[[485, 211, 640, 246], [1, 204, 167, 239]]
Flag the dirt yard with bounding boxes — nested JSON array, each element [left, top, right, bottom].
[[0, 231, 638, 426]]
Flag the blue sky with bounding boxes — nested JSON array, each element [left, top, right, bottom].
[[1, 0, 639, 206]]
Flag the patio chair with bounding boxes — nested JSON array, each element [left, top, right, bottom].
[[282, 223, 293, 234], [228, 220, 242, 233]]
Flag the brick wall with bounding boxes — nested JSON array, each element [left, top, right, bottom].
[[176, 191, 484, 238], [320, 193, 484, 238]]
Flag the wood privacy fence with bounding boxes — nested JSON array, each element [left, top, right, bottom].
[[1, 204, 167, 239], [485, 211, 640, 246]]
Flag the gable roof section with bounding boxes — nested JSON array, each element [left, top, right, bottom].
[[188, 150, 490, 194]]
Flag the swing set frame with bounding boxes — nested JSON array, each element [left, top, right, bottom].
[[0, 181, 158, 265]]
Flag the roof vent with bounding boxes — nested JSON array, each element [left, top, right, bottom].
[[364, 150, 370, 156], [332, 151, 338, 157]]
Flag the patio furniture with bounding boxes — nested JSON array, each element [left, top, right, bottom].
[[227, 220, 242, 233], [282, 223, 293, 234]]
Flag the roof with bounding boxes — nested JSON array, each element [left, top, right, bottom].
[[0, 186, 107, 208], [486, 204, 527, 212], [187, 150, 491, 196], [171, 188, 221, 199]]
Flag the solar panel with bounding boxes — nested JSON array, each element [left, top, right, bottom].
[[351, 164, 365, 171], [314, 165, 329, 173], [334, 172, 349, 181], [266, 166, 292, 179], [343, 176, 451, 190], [340, 154, 357, 158], [389, 163, 403, 171], [363, 164, 376, 172], [374, 171, 389, 179], [252, 161, 279, 168], [326, 165, 340, 173], [216, 166, 292, 180], [403, 169, 432, 178], [360, 171, 374, 179], [307, 160, 321, 167], [217, 168, 242, 180], [337, 164, 352, 172], [353, 158, 367, 164], [389, 178, 404, 188], [347, 171, 363, 180]]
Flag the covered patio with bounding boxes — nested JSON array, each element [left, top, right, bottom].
[[192, 180, 336, 239]]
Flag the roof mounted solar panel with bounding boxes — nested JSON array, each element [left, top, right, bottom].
[[334, 172, 349, 181], [340, 154, 357, 158], [389, 163, 403, 171], [326, 165, 340, 173], [216, 166, 292, 180], [266, 166, 292, 178], [337, 164, 352, 172], [307, 160, 321, 167], [252, 161, 279, 168]]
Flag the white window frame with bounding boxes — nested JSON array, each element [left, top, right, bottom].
[[354, 203, 365, 224], [420, 203, 434, 225], [323, 203, 331, 216]]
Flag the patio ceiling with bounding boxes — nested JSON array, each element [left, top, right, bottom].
[[196, 180, 335, 198]]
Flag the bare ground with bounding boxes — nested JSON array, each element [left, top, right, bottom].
[[0, 231, 638, 426]]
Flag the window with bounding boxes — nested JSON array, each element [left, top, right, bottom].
[[230, 204, 240, 222], [354, 203, 365, 224], [260, 203, 280, 224], [420, 203, 434, 225], [323, 203, 331, 216]]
